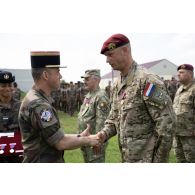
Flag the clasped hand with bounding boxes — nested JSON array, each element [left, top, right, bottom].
[[81, 124, 106, 154]]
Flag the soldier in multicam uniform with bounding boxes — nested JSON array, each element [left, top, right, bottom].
[[18, 51, 99, 163], [78, 69, 110, 163], [0, 71, 22, 162], [173, 64, 195, 162], [94, 34, 175, 163]]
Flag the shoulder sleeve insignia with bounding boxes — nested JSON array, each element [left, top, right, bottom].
[[143, 82, 168, 106], [40, 109, 53, 122], [143, 82, 155, 97]]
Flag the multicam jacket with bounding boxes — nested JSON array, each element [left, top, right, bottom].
[[102, 61, 175, 162], [173, 81, 195, 136], [19, 88, 65, 163]]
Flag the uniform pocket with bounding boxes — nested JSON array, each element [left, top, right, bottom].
[[180, 100, 193, 113]]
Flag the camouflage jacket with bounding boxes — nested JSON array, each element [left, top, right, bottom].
[[19, 88, 64, 163], [13, 88, 21, 100], [0, 98, 21, 131], [173, 81, 195, 136], [78, 87, 110, 134], [102, 61, 175, 162]]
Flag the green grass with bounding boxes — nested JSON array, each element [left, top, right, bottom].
[[58, 111, 176, 163], [20, 91, 26, 99]]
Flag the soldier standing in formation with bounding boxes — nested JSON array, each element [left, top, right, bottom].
[[18, 51, 99, 163], [13, 82, 21, 100], [0, 71, 22, 162], [76, 81, 83, 112], [66, 81, 76, 116], [94, 33, 175, 162], [60, 82, 68, 113], [105, 80, 112, 99], [173, 64, 195, 162], [78, 69, 110, 162], [166, 77, 178, 102]]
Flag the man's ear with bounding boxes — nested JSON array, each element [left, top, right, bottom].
[[122, 45, 128, 53], [42, 70, 49, 80]]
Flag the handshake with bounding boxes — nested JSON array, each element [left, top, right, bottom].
[[80, 124, 107, 154]]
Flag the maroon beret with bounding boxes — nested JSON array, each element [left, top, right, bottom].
[[177, 64, 194, 72], [100, 33, 130, 54]]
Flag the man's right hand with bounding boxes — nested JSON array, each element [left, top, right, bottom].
[[88, 134, 100, 147], [96, 131, 107, 143], [90, 131, 107, 155]]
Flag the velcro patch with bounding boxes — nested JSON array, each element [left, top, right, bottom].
[[143, 82, 155, 97], [144, 82, 167, 106], [40, 109, 53, 122]]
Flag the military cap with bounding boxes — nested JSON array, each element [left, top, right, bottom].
[[0, 70, 15, 83], [100, 33, 130, 54], [177, 64, 194, 72], [81, 69, 101, 78], [30, 51, 67, 68]]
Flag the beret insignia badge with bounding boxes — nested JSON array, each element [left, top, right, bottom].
[[108, 43, 116, 51], [180, 65, 186, 69], [4, 74, 10, 80]]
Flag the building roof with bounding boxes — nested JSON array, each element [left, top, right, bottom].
[[101, 59, 171, 79], [140, 59, 164, 69], [101, 70, 120, 79]]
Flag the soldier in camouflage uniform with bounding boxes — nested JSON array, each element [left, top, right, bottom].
[[76, 81, 83, 111], [67, 81, 77, 116], [94, 34, 175, 163], [167, 77, 178, 102], [18, 51, 100, 163], [105, 80, 112, 99], [0, 71, 22, 162], [173, 64, 195, 162], [51, 89, 61, 111], [78, 69, 110, 163], [13, 82, 21, 100], [60, 83, 68, 113]]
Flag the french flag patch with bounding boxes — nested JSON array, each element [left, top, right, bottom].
[[143, 83, 155, 97]]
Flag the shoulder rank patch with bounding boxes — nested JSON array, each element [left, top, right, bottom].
[[40, 109, 53, 122]]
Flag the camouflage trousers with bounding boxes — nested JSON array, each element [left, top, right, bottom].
[[174, 136, 195, 163], [81, 143, 107, 163]]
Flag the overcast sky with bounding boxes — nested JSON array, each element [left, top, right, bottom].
[[1, 0, 195, 83], [0, 33, 195, 82]]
